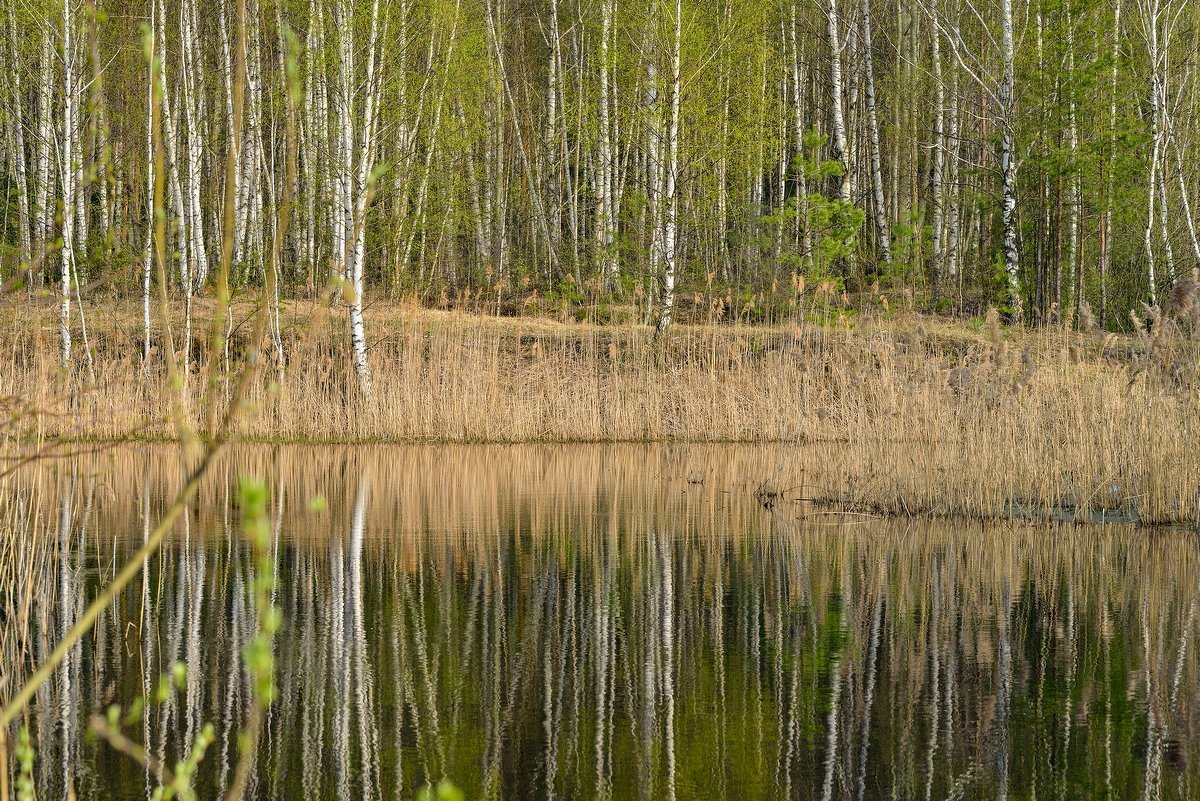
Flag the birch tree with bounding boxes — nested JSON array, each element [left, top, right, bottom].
[[60, 0, 78, 364], [2, 0, 1197, 348], [655, 0, 682, 332]]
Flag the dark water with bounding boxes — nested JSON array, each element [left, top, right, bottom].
[[5, 445, 1199, 800]]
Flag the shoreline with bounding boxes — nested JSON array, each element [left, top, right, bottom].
[[6, 304, 1199, 526]]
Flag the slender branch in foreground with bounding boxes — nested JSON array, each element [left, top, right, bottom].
[[0, 7, 274, 731], [87, 714, 176, 786], [0, 445, 214, 728]]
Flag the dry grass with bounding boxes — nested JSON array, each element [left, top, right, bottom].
[[3, 298, 1199, 525]]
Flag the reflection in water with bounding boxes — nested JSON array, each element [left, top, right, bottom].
[[4, 445, 1200, 800]]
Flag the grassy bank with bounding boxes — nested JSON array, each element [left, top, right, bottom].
[[4, 300, 1199, 524]]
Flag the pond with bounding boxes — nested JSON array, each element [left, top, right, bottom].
[[4, 444, 1198, 800]]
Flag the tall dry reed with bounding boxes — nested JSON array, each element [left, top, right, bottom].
[[3, 301, 1198, 524]]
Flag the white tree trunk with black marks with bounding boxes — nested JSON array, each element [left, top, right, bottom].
[[656, 0, 682, 332], [60, 0, 77, 365], [827, 0, 852, 204], [861, 0, 891, 265], [1000, 0, 1021, 317]]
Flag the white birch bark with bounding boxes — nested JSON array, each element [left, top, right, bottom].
[[945, 23, 962, 283], [655, 0, 682, 332], [156, 0, 191, 369], [244, 0, 266, 278], [861, 0, 891, 265], [1144, 116, 1160, 307], [1067, 1, 1082, 322], [144, 9, 155, 369], [716, 2, 732, 277], [596, 0, 617, 281], [1164, 107, 1200, 269], [60, 0, 76, 365], [930, 0, 947, 277], [789, 2, 813, 261], [644, 7, 662, 312], [1155, 138, 1175, 285], [545, 0, 564, 273], [34, 31, 54, 285], [6, 17, 32, 277], [333, 0, 383, 394], [999, 0, 1022, 317], [335, 0, 358, 380], [1139, 0, 1169, 305], [827, 0, 852, 204], [179, 0, 207, 288], [1100, 0, 1121, 327]]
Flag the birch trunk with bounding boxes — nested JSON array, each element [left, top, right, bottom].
[[179, 0, 207, 288], [861, 0, 891, 265], [1140, 0, 1166, 306], [334, 0, 382, 395], [999, 0, 1022, 318], [789, 3, 812, 261], [1100, 0, 1121, 327], [929, 0, 947, 279], [596, 0, 617, 282], [143, 1, 156, 368], [34, 31, 53, 286], [156, 0, 191, 369], [1144, 135, 1160, 307], [1066, 2, 1082, 322], [6, 17, 32, 278], [827, 0, 852, 204], [545, 0, 564, 275], [1165, 110, 1200, 269], [945, 21, 962, 286], [655, 0, 682, 332], [644, 11, 662, 307], [60, 0, 76, 365]]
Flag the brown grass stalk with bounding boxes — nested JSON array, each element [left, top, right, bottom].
[[3, 302, 1198, 525]]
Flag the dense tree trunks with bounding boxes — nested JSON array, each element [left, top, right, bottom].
[[1, 0, 1197, 384]]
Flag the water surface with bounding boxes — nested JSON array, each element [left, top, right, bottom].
[[4, 445, 1198, 800]]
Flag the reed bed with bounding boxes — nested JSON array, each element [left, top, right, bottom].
[[3, 300, 1199, 524]]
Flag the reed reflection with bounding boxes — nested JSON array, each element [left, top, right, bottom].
[[4, 445, 1199, 800]]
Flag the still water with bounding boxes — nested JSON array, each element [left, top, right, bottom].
[[4, 445, 1198, 800]]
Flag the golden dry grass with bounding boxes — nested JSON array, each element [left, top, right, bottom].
[[3, 299, 1198, 524]]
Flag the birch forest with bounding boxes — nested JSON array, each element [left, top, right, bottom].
[[3, 0, 1199, 366]]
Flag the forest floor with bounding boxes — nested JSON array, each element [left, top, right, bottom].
[[4, 297, 1199, 524]]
